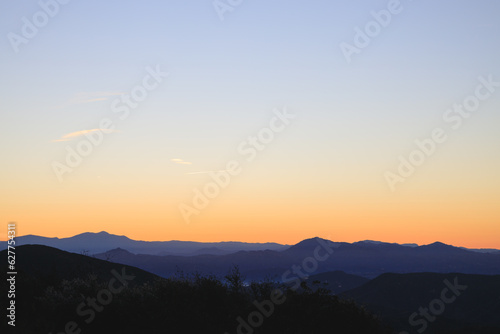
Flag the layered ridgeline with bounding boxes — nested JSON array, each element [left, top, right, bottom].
[[2, 245, 499, 333], [5, 232, 499, 257], [0, 245, 391, 334], [1, 231, 288, 255], [2, 233, 499, 280], [91, 238, 500, 280]]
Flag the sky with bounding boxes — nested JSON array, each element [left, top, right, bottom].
[[1, 0, 499, 248]]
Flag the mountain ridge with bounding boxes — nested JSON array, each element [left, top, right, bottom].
[[1, 231, 289, 256], [3, 231, 498, 255], [341, 272, 500, 333], [89, 238, 500, 280]]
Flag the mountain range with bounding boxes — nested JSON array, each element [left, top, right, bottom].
[[4, 232, 499, 280], [1, 231, 287, 255], [3, 231, 499, 256], [91, 237, 500, 279], [3, 244, 499, 333]]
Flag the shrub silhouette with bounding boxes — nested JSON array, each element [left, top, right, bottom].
[[7, 266, 392, 334]]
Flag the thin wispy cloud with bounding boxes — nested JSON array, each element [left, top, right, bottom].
[[54, 91, 125, 108], [171, 158, 192, 165], [52, 129, 116, 142]]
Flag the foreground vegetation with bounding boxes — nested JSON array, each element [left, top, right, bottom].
[[9, 266, 391, 333]]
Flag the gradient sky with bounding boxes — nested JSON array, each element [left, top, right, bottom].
[[1, 0, 499, 248]]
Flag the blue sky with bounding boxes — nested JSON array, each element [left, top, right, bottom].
[[1, 0, 499, 245]]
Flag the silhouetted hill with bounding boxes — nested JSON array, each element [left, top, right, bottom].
[[342, 272, 500, 334], [0, 245, 161, 334], [1, 244, 159, 285]]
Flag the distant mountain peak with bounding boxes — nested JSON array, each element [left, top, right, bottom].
[[284, 237, 340, 253], [304, 236, 330, 242], [72, 231, 132, 241], [417, 241, 462, 253], [295, 236, 332, 245], [426, 241, 450, 247]]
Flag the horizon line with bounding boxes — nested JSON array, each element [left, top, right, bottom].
[[4, 230, 500, 251]]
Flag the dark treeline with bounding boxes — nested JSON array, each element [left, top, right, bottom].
[[7, 266, 392, 334]]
